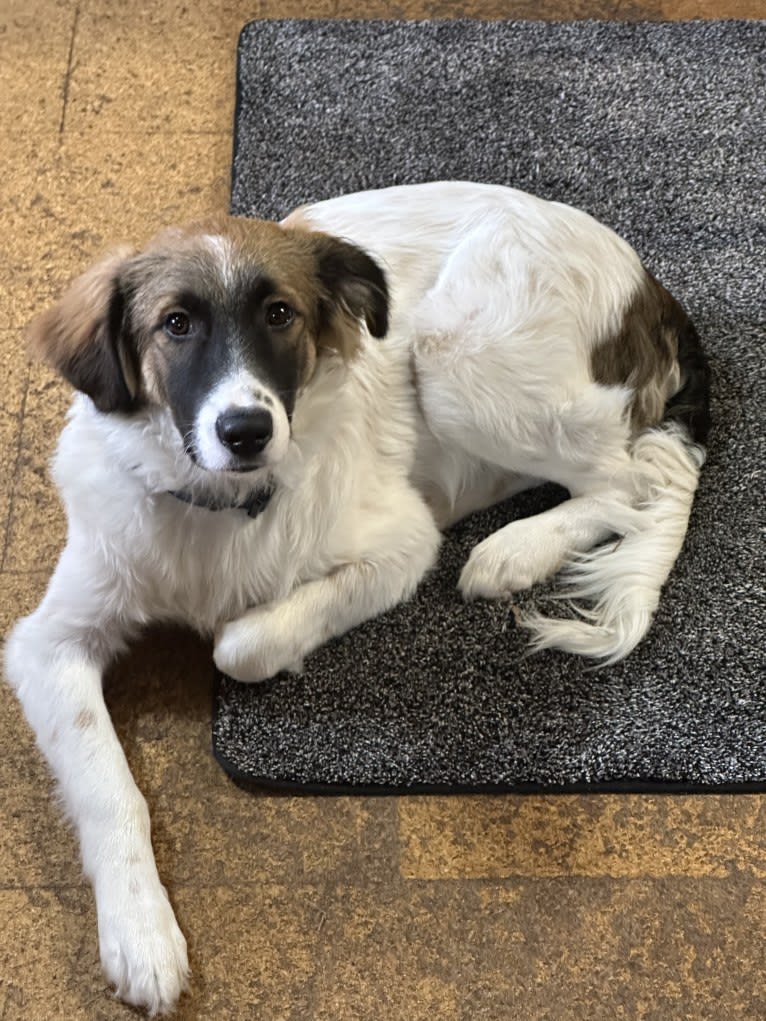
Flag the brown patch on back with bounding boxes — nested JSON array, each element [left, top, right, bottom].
[[590, 270, 683, 432]]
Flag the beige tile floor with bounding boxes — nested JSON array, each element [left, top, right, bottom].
[[1, 2, 764, 1019]]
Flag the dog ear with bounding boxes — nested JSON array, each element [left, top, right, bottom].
[[27, 246, 140, 414], [311, 234, 389, 357]]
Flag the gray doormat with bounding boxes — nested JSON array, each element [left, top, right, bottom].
[[213, 19, 766, 794]]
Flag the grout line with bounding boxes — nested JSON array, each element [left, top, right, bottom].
[[0, 568, 53, 577], [0, 367, 31, 573], [0, 879, 350, 892], [4, 128, 233, 141], [58, 5, 81, 139], [0, 873, 748, 895], [71, 128, 233, 137]]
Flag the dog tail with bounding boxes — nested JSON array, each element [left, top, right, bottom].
[[521, 314, 711, 666]]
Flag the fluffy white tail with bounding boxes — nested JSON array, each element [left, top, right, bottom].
[[520, 424, 705, 666]]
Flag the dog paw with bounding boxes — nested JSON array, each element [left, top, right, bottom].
[[214, 606, 303, 683], [97, 879, 189, 1015], [459, 523, 563, 599]]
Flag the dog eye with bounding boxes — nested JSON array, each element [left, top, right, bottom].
[[164, 312, 191, 337], [266, 301, 295, 329]]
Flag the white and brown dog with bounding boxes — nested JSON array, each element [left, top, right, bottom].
[[4, 182, 710, 1013]]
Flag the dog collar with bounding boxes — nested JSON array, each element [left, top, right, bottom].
[[166, 485, 274, 519]]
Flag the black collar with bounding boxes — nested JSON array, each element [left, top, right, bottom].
[[166, 485, 274, 519]]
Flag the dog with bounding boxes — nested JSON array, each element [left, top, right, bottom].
[[4, 181, 710, 1013]]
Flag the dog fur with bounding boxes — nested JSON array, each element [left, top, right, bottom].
[[4, 181, 710, 1013]]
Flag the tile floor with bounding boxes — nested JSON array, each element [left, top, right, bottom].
[[1, 2, 763, 1019]]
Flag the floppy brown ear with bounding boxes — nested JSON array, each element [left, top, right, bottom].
[[27, 246, 139, 413], [310, 234, 389, 358]]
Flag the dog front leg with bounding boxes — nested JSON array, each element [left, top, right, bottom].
[[215, 505, 441, 683], [4, 551, 189, 1015]]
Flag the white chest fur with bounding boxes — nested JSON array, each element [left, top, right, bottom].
[[52, 333, 427, 635]]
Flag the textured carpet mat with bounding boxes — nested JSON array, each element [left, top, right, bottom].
[[213, 19, 766, 793]]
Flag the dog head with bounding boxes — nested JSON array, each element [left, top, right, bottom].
[[29, 216, 388, 474]]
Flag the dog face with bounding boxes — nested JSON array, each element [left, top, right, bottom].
[[29, 217, 388, 474]]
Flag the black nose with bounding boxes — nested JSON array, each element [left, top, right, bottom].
[[215, 408, 273, 459]]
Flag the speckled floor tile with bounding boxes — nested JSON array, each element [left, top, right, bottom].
[[259, 0, 338, 17], [0, 134, 64, 331], [0, 883, 325, 1021], [0, 0, 77, 135], [1, 488, 65, 573], [0, 570, 47, 635], [0, 791, 81, 889], [399, 796, 766, 880], [0, 334, 29, 568], [663, 0, 761, 13], [0, 131, 231, 330], [0, 887, 112, 1021], [2, 125, 233, 567], [64, 2, 250, 137], [0, 331, 29, 413], [173, 883, 324, 1021], [3, 4, 766, 1020], [314, 884, 464, 1021], [314, 877, 766, 1021], [258, 0, 345, 15], [332, 0, 663, 16], [1, 364, 68, 573]]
